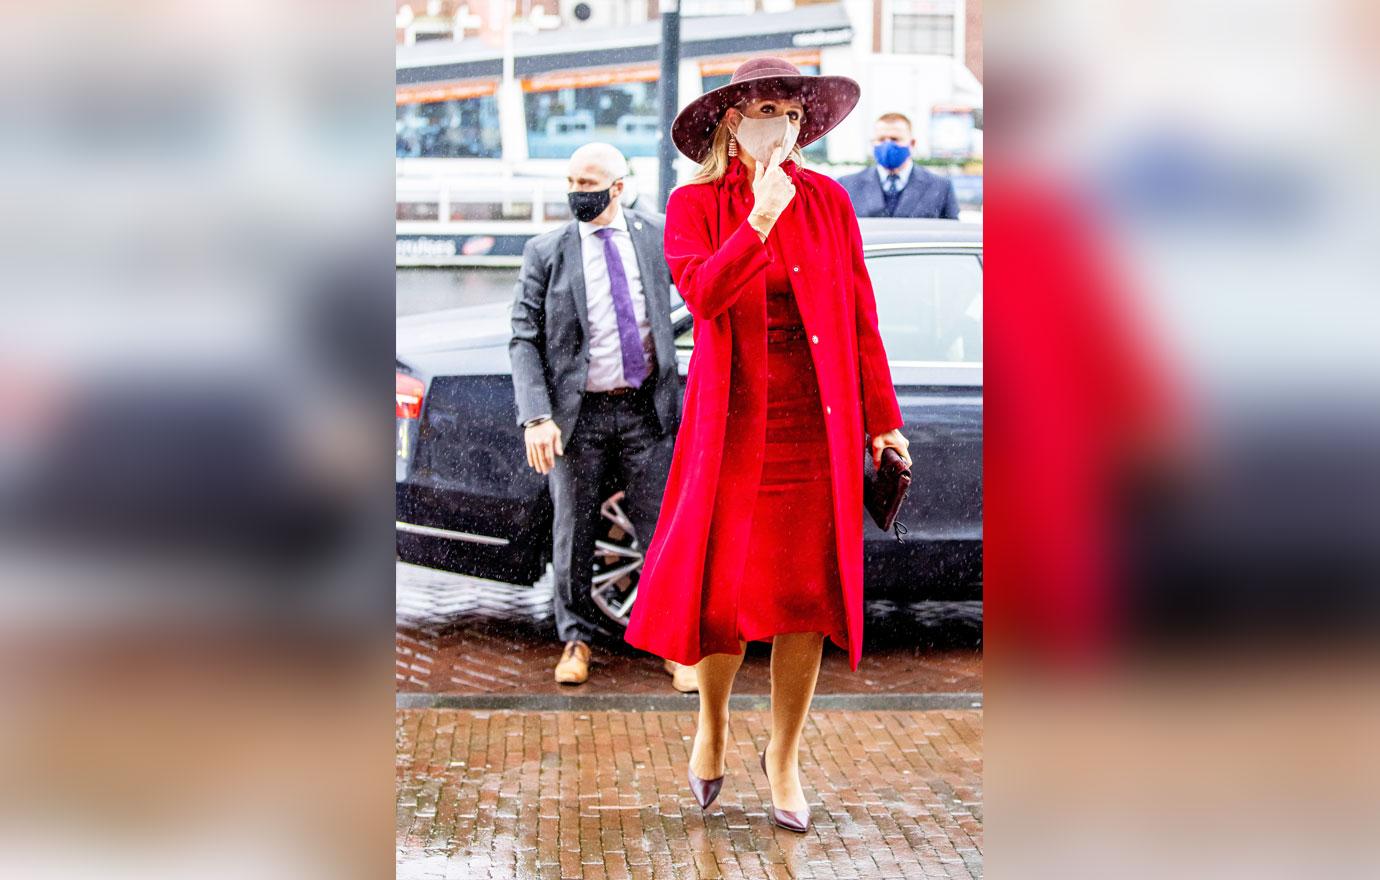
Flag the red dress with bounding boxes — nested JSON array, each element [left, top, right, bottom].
[[733, 232, 850, 653], [622, 157, 904, 673]]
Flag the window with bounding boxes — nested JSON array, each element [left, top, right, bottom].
[[544, 199, 573, 221], [524, 81, 659, 159], [865, 252, 982, 363], [675, 321, 694, 352], [448, 200, 533, 222], [669, 252, 982, 367], [680, 0, 753, 14], [396, 94, 501, 159], [892, 13, 955, 56], [396, 201, 439, 222]]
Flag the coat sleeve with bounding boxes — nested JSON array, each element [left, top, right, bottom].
[[507, 237, 554, 427], [663, 185, 773, 321], [841, 194, 905, 438], [941, 180, 961, 220]]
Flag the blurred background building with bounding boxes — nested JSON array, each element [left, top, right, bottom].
[[395, 1, 984, 265]]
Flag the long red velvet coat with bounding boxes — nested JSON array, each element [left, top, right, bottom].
[[623, 155, 903, 672]]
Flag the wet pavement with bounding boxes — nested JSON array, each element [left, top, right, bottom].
[[397, 563, 982, 703], [396, 562, 983, 878], [397, 708, 982, 880]]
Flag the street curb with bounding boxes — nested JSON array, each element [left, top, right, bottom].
[[396, 692, 983, 711]]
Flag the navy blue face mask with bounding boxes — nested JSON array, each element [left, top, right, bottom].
[[873, 141, 912, 170]]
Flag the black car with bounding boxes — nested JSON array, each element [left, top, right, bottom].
[[396, 218, 982, 628]]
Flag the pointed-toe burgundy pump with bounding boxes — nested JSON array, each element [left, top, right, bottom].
[[687, 765, 724, 810], [759, 751, 811, 833]]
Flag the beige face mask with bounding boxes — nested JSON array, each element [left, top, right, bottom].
[[732, 113, 800, 164]]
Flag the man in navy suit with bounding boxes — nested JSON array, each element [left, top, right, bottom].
[[837, 112, 960, 220]]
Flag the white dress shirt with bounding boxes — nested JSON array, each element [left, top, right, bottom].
[[577, 205, 654, 392], [876, 161, 913, 192]]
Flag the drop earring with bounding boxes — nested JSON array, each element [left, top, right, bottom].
[[727, 135, 737, 157]]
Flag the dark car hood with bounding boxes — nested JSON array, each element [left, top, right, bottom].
[[397, 301, 512, 357], [397, 301, 514, 378]]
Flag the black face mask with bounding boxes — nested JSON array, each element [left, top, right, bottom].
[[567, 186, 613, 222]]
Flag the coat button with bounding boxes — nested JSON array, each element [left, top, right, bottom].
[[811, 335, 820, 344], [792, 266, 800, 272]]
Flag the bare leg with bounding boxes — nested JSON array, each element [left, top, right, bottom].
[[688, 639, 747, 780], [765, 631, 825, 811]]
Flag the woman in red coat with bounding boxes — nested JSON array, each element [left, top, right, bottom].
[[623, 58, 911, 832]]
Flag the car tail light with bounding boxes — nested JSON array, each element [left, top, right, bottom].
[[396, 372, 424, 420]]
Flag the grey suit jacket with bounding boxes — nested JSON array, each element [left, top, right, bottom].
[[837, 165, 960, 219], [508, 206, 682, 442]]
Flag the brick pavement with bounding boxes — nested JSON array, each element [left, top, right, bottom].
[[396, 708, 983, 880], [397, 563, 982, 697]]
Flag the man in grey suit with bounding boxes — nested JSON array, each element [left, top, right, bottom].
[[509, 143, 692, 690], [837, 112, 961, 219]]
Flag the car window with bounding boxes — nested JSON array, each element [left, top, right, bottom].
[[669, 251, 982, 365], [866, 252, 982, 364], [672, 285, 694, 351]]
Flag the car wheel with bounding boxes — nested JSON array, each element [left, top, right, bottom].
[[590, 490, 641, 628]]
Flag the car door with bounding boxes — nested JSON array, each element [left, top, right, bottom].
[[861, 245, 984, 567], [396, 363, 556, 586], [668, 245, 984, 595]]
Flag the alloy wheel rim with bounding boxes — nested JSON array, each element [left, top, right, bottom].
[[589, 491, 641, 627]]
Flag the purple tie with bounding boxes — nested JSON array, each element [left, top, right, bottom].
[[594, 227, 649, 388]]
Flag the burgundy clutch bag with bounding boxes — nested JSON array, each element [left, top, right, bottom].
[[864, 447, 912, 540]]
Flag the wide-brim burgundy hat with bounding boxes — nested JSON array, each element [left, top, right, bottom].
[[671, 56, 860, 163]]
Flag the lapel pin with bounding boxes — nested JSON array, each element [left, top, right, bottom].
[[634, 221, 643, 230]]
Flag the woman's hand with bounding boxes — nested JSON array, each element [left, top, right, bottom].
[[748, 145, 795, 237], [870, 429, 911, 468]]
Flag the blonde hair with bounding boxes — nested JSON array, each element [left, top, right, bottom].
[[685, 112, 807, 186]]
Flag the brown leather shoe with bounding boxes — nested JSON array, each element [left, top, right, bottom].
[[554, 639, 590, 684], [664, 659, 699, 693]]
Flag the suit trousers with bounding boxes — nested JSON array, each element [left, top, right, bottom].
[[548, 376, 674, 643]]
